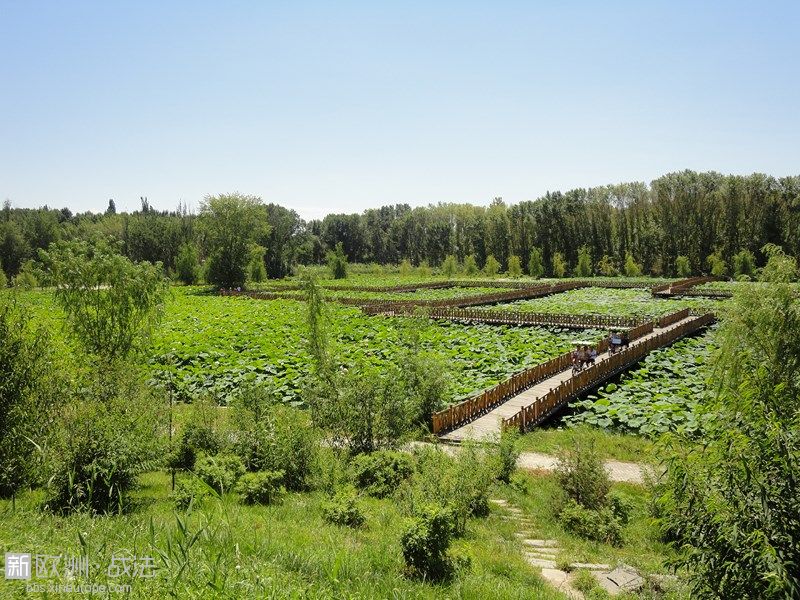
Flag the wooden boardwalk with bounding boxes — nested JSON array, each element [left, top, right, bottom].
[[440, 315, 708, 443]]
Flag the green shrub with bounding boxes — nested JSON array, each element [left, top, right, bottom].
[[624, 252, 642, 277], [559, 499, 623, 546], [175, 242, 201, 285], [231, 389, 319, 491], [172, 477, 209, 510], [417, 260, 431, 277], [732, 248, 756, 278], [496, 427, 521, 484], [554, 440, 611, 511], [552, 252, 567, 277], [463, 255, 478, 276], [235, 470, 284, 505], [528, 247, 544, 278], [507, 255, 522, 278], [401, 503, 455, 581], [351, 450, 414, 498], [483, 255, 500, 277], [402, 444, 494, 537], [321, 488, 366, 528], [576, 246, 592, 277], [0, 302, 61, 498], [607, 489, 633, 525], [0, 261, 6, 287], [509, 472, 531, 495], [46, 367, 165, 514], [399, 259, 413, 277], [326, 242, 348, 279], [675, 255, 691, 277], [440, 254, 459, 277], [194, 453, 245, 494], [167, 418, 223, 471]]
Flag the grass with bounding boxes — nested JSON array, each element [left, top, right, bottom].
[[494, 472, 690, 599], [517, 426, 659, 464], [0, 471, 566, 599]]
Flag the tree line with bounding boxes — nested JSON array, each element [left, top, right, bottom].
[[2, 170, 799, 285]]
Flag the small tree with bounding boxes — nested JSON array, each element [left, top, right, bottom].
[[399, 259, 413, 277], [440, 255, 459, 278], [706, 250, 727, 277], [575, 246, 592, 277], [527, 247, 544, 278], [596, 255, 617, 276], [759, 244, 797, 282], [248, 244, 267, 282], [675, 255, 691, 277], [41, 239, 169, 361], [175, 242, 201, 285], [0, 259, 6, 288], [201, 193, 269, 288], [507, 255, 522, 278], [326, 242, 348, 279], [417, 260, 431, 277], [463, 255, 478, 276], [483, 255, 500, 277], [552, 252, 567, 278], [623, 252, 642, 277], [732, 248, 756, 279]]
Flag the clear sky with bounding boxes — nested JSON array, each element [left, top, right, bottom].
[[2, 1, 798, 220]]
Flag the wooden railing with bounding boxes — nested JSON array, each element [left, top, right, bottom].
[[367, 305, 644, 330], [652, 276, 722, 295], [501, 313, 715, 432], [657, 307, 690, 328]]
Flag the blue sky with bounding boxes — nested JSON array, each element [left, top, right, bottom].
[[2, 1, 798, 219]]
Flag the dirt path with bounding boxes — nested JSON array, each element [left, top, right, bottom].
[[516, 451, 648, 485]]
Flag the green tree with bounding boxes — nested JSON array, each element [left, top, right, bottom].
[[175, 242, 201, 285], [528, 247, 544, 278], [576, 246, 592, 277], [326, 242, 348, 279], [623, 252, 642, 277], [483, 254, 500, 277], [660, 254, 800, 598], [552, 252, 567, 278], [248, 244, 267, 282], [0, 261, 6, 288], [596, 255, 617, 276], [507, 255, 522, 278], [399, 259, 413, 277], [0, 302, 62, 498], [417, 260, 431, 277], [200, 193, 268, 288], [759, 244, 797, 283], [463, 255, 478, 276], [706, 250, 728, 277], [732, 249, 756, 279], [40, 239, 169, 361], [440, 254, 459, 278], [675, 255, 691, 277]]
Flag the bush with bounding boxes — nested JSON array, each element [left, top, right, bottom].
[[554, 440, 611, 511], [496, 427, 521, 484], [351, 450, 414, 498], [417, 260, 431, 277], [399, 259, 413, 277], [402, 444, 494, 537], [231, 388, 319, 491], [235, 470, 284, 505], [0, 302, 61, 498], [175, 243, 201, 285], [483, 255, 500, 277], [732, 248, 756, 278], [576, 246, 592, 277], [440, 255, 459, 277], [401, 503, 455, 581], [194, 453, 245, 494], [0, 262, 6, 287], [507, 255, 522, 278], [172, 477, 209, 510], [321, 488, 366, 528], [326, 242, 348, 279], [559, 499, 623, 546], [528, 248, 544, 278], [167, 417, 223, 471], [552, 252, 567, 277], [46, 366, 165, 514], [463, 255, 478, 276], [624, 252, 642, 277], [509, 472, 531, 495], [607, 489, 633, 525], [675, 255, 691, 277]]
